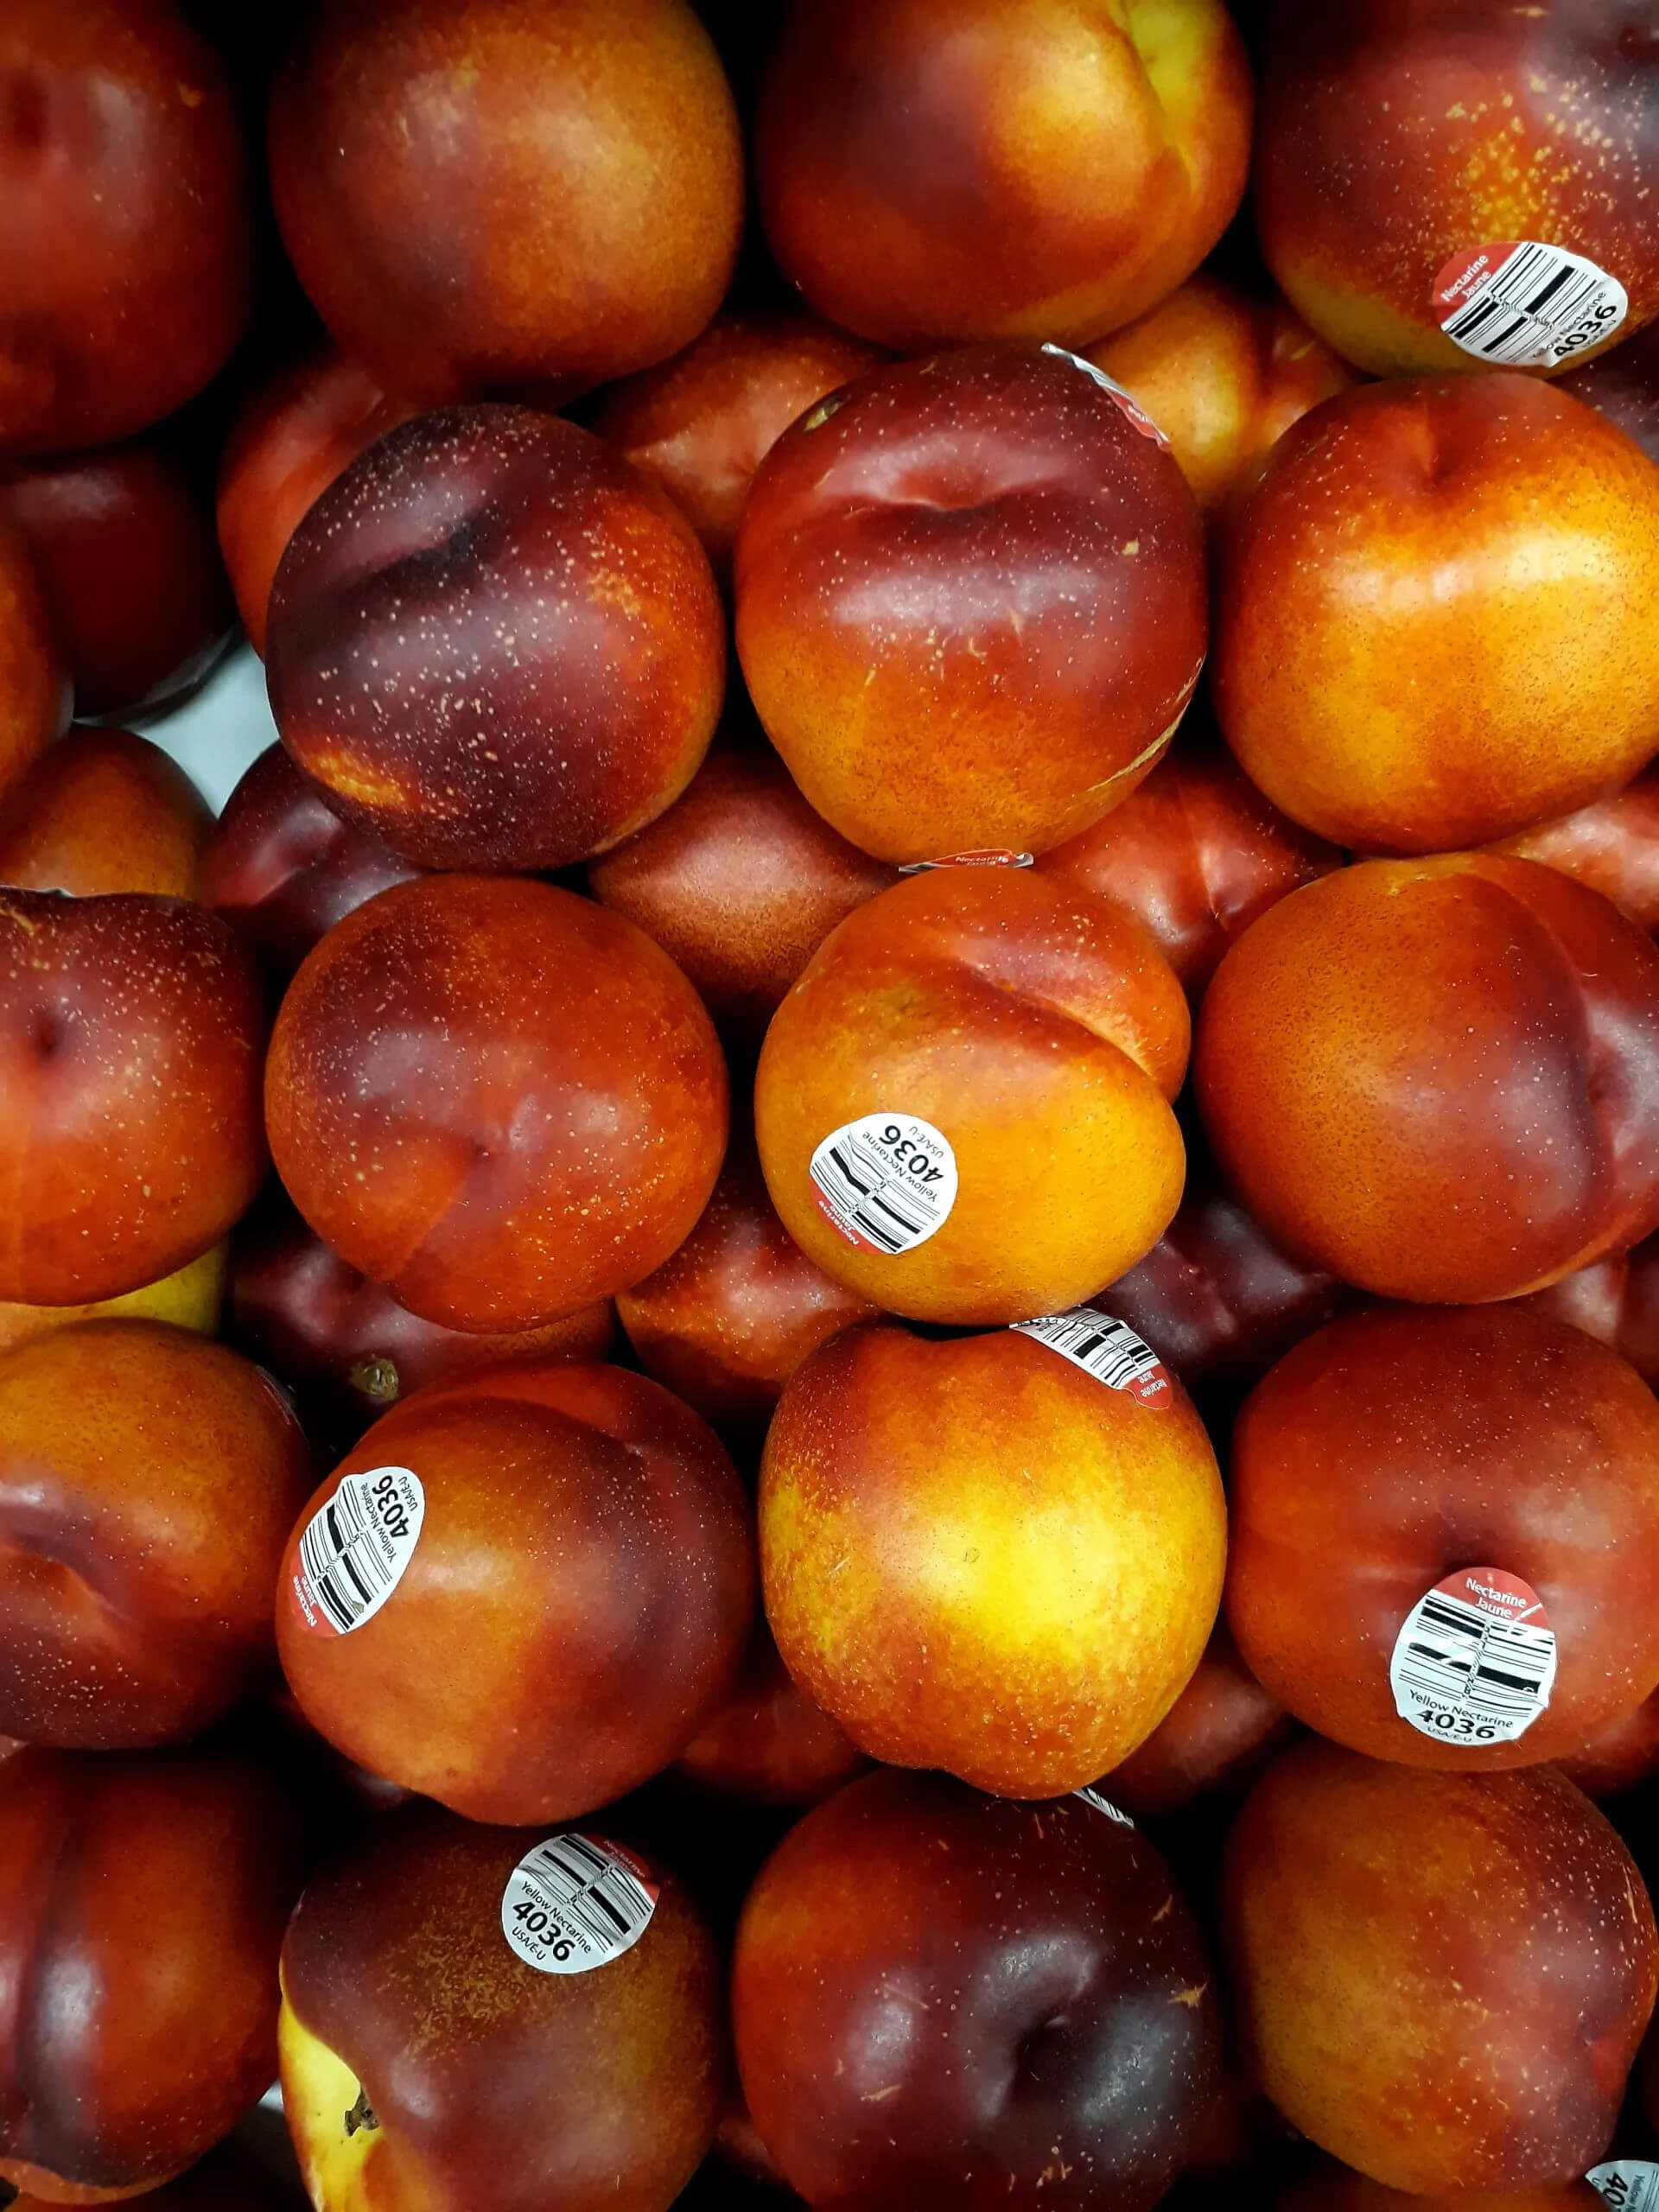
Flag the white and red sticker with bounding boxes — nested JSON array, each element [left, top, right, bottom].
[[1389, 1567, 1556, 1746], [809, 1114, 957, 1257], [1013, 1307, 1173, 1409], [291, 1466, 424, 1637], [1041, 344, 1172, 448], [898, 850, 1035, 874], [501, 1834, 659, 1975], [1433, 241, 1628, 368], [1074, 1785, 1136, 1829], [1589, 2163, 1659, 2212]]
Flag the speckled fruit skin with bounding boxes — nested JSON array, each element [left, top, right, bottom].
[[1221, 1742, 1659, 2195], [1214, 376, 1659, 854], [0, 1747, 304, 2203], [0, 1319, 312, 1748], [0, 730, 211, 899], [759, 1320, 1226, 1798], [754, 867, 1190, 1326], [732, 1770, 1222, 2212], [1105, 1624, 1294, 1820], [200, 746, 421, 986], [0, 520, 69, 805], [1256, 0, 1659, 378], [0, 889, 267, 1306], [1278, 2157, 1608, 2212], [589, 737, 899, 1041], [231, 1205, 613, 1448], [1196, 856, 1659, 1305], [1227, 1304, 1659, 1769], [675, 1618, 865, 1809], [755, 0, 1252, 352], [267, 405, 726, 874], [264, 875, 728, 1334], [592, 311, 885, 582], [1529, 1230, 1659, 1390], [1487, 760, 1659, 929], [0, 442, 233, 719], [1102, 1170, 1355, 1397], [1084, 275, 1358, 512], [276, 1362, 755, 1825], [617, 1127, 879, 1429], [0, 0, 252, 455], [279, 1802, 721, 2212], [268, 0, 741, 407], [734, 344, 1209, 865], [1036, 735, 1343, 996], [1562, 316, 1659, 463], [1557, 1686, 1659, 1799], [216, 348, 420, 659]]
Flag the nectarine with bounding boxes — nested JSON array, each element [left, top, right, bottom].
[[265, 875, 727, 1333], [0, 728, 210, 899]]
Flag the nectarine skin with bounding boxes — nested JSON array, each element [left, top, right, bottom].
[[674, 1618, 866, 1809], [760, 1319, 1226, 1798], [200, 746, 421, 985], [733, 1770, 1223, 2212], [1222, 1743, 1659, 2195], [735, 343, 1209, 864], [1214, 376, 1659, 854], [0, 729, 211, 900], [1196, 857, 1659, 1304], [1562, 317, 1659, 465], [591, 311, 885, 581], [0, 1747, 303, 2202], [0, 519, 68, 806], [266, 405, 726, 874], [216, 348, 420, 658], [1529, 1232, 1659, 1393], [0, 1319, 314, 1748], [617, 1130, 879, 1430], [280, 1802, 722, 2212], [0, 0, 252, 454], [1226, 1305, 1659, 1769], [1035, 736, 1343, 995], [1105, 1624, 1295, 1821], [276, 1362, 755, 1825], [1489, 761, 1659, 930], [754, 867, 1191, 1326], [268, 0, 742, 405], [1085, 275, 1358, 513], [588, 737, 899, 1043], [0, 889, 268, 1306], [265, 875, 728, 1333], [0, 1243, 226, 1358], [231, 1205, 614, 1448], [0, 442, 234, 719], [1256, 1, 1659, 378], [755, 0, 1252, 351]]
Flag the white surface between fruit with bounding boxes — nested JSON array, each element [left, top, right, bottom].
[[133, 639, 278, 816]]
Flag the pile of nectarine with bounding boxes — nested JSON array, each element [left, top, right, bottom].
[[3, 3, 1659, 2209]]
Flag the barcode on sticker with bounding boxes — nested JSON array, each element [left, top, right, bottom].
[[1435, 241, 1628, 367], [1389, 1569, 1556, 1746], [809, 1115, 957, 1256], [293, 1467, 424, 1636], [1075, 1786, 1135, 1829], [1013, 1307, 1173, 1408], [1589, 2162, 1659, 2212], [500, 1834, 658, 1975]]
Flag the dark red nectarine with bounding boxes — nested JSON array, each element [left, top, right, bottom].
[[265, 875, 727, 1333]]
